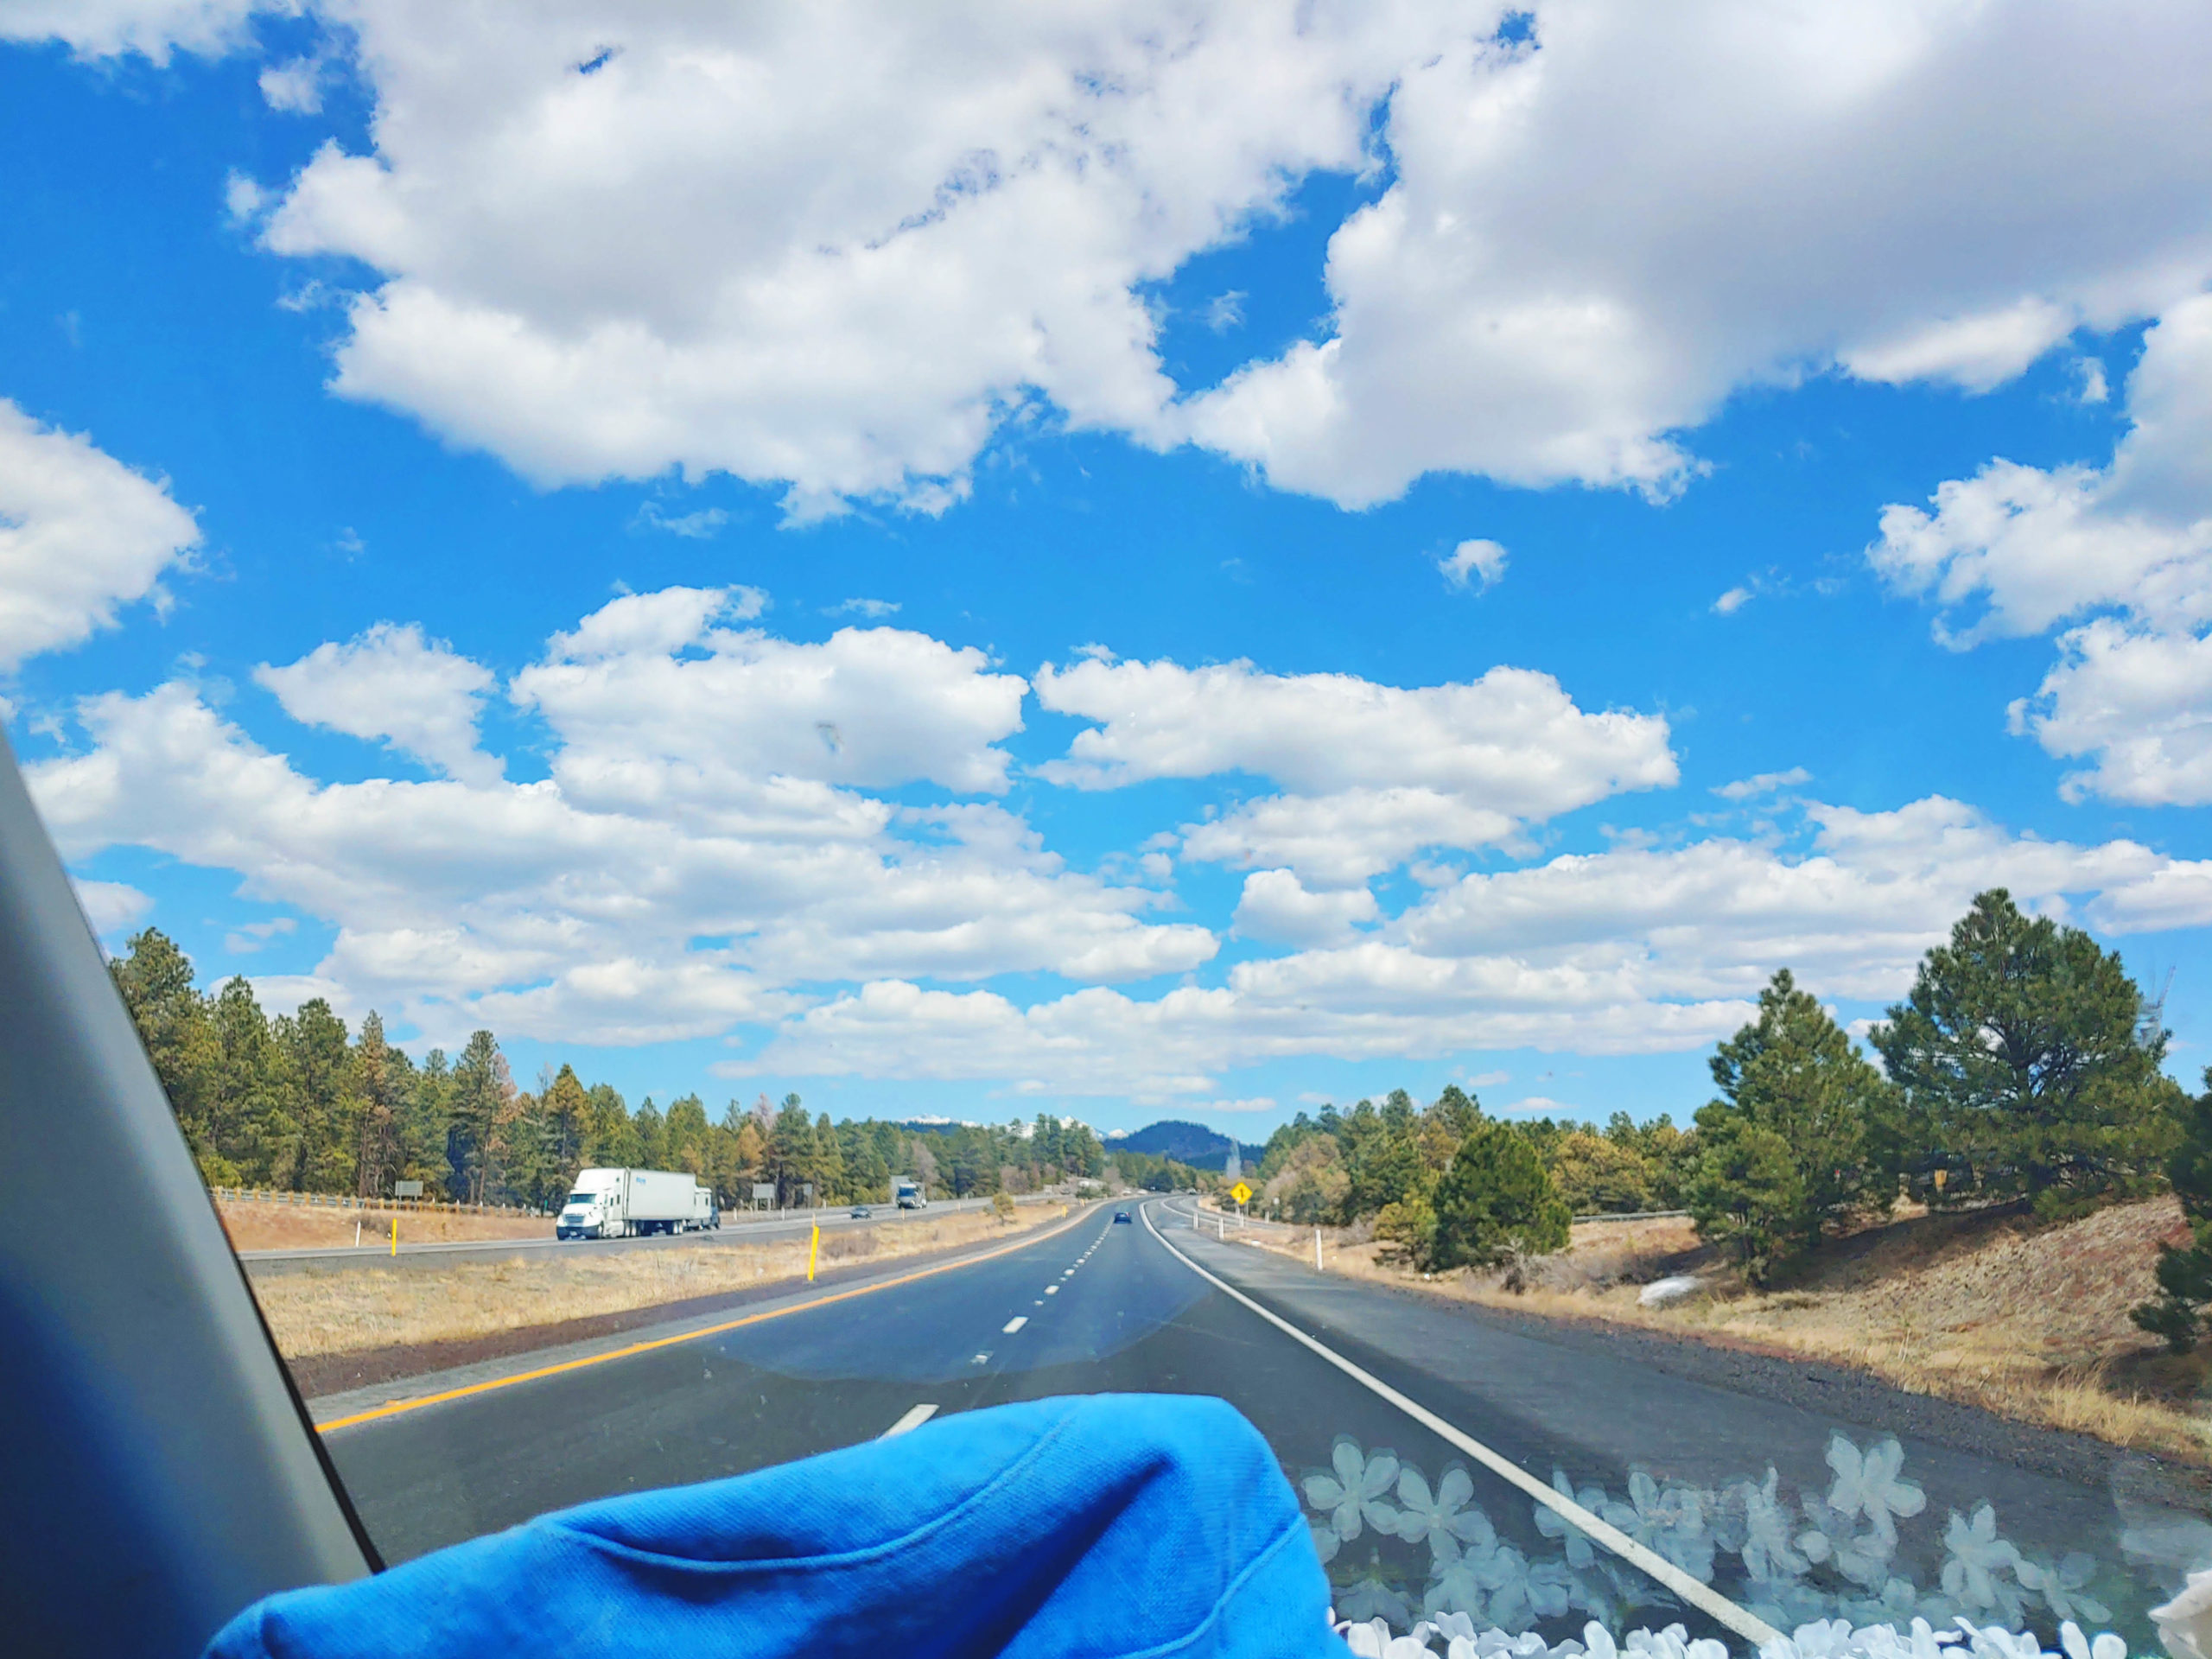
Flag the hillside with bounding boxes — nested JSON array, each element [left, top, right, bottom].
[[1106, 1120, 1265, 1168]]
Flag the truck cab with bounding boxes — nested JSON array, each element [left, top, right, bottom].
[[894, 1178, 925, 1210], [557, 1170, 624, 1239]]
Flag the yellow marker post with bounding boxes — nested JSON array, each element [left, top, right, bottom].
[[807, 1222, 820, 1282], [391, 1217, 398, 1256]]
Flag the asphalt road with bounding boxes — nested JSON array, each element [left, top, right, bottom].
[[242, 1196, 1010, 1274], [317, 1197, 2192, 1645]]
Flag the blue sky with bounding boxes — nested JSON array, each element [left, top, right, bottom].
[[5, 3, 2212, 1138]]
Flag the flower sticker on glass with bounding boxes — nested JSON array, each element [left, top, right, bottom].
[[1394, 1465, 1497, 1568], [1306, 1438, 1404, 1546], [1821, 1434, 1926, 1549]]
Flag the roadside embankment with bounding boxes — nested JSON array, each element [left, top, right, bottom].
[[258, 1203, 1068, 1396], [1241, 1197, 2212, 1464]]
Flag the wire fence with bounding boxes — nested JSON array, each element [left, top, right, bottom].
[[207, 1185, 542, 1217]]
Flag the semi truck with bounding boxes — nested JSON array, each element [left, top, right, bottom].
[[556, 1168, 713, 1239], [894, 1178, 926, 1210]]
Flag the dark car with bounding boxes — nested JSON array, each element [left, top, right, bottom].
[[850, 1205, 872, 1218], [1113, 1211, 1131, 1224]]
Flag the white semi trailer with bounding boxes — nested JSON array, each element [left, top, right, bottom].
[[556, 1168, 711, 1239]]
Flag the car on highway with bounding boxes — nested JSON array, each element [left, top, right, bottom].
[[1113, 1210, 1131, 1223], [849, 1205, 871, 1219]]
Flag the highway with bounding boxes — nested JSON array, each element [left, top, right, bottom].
[[240, 1195, 1013, 1274], [316, 1197, 2190, 1646]]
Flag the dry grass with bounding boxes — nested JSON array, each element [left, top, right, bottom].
[[216, 1195, 548, 1252], [1244, 1199, 2212, 1464], [255, 1204, 1069, 1359]]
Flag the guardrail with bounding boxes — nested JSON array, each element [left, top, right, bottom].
[[1572, 1208, 1690, 1223]]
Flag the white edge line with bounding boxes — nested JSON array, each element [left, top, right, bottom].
[[880, 1402, 938, 1438], [1138, 1201, 1780, 1650]]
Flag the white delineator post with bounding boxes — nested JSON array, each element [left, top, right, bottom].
[[1314, 1227, 1323, 1270]]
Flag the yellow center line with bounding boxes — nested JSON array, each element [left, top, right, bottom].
[[316, 1204, 1091, 1433]]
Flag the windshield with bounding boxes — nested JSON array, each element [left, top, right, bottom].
[[11, 6, 2212, 1657]]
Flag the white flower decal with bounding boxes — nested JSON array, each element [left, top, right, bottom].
[[1823, 1435, 1926, 1549], [1938, 1504, 2024, 1617], [1307, 1432, 2139, 1656], [1395, 1466, 1497, 1568], [1305, 1439, 1403, 1545], [1737, 1469, 1810, 1585], [1535, 1470, 1605, 1571]]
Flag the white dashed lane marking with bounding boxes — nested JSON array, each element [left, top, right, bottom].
[[1002, 1316, 1028, 1333]]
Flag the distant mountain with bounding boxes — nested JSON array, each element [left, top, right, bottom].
[[1105, 1120, 1266, 1169]]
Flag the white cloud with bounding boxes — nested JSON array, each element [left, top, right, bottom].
[[2010, 620, 2212, 807], [1439, 537, 1508, 591], [1840, 297, 2077, 394], [0, 399, 200, 673], [18, 4, 2212, 516], [1713, 766, 1810, 801], [223, 170, 268, 224], [71, 878, 152, 936], [255, 621, 503, 784], [28, 594, 1217, 1048], [1035, 656, 1672, 803], [729, 792, 2212, 1095], [1713, 586, 1753, 616], [224, 916, 297, 955], [258, 53, 327, 112], [1499, 1096, 1579, 1116], [633, 502, 728, 538], [829, 597, 900, 619], [513, 589, 1028, 808], [1231, 868, 1379, 947], [0, 0, 264, 61], [1181, 3, 2212, 506], [1185, 788, 1516, 888], [1036, 654, 1675, 884], [236, 1, 1457, 516], [1872, 293, 2212, 802]]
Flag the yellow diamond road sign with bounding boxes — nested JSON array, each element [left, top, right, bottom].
[[1230, 1181, 1252, 1206]]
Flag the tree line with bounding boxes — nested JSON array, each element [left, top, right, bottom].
[[1247, 889, 2191, 1294], [108, 929, 1130, 1211]]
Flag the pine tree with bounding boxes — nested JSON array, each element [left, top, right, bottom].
[[1872, 889, 2181, 1212], [1685, 1115, 1807, 1284], [279, 999, 356, 1193], [664, 1094, 712, 1177], [814, 1110, 848, 1201], [353, 1012, 404, 1199], [2134, 1072, 2212, 1351], [109, 929, 219, 1161], [208, 975, 285, 1185], [449, 1030, 513, 1203], [1689, 968, 1897, 1272], [1427, 1122, 1572, 1280], [632, 1097, 669, 1171]]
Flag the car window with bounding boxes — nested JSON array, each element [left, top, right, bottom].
[[7, 8, 2211, 1659]]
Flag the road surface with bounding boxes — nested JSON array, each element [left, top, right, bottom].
[[315, 1198, 2191, 1645], [242, 1195, 1014, 1274]]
